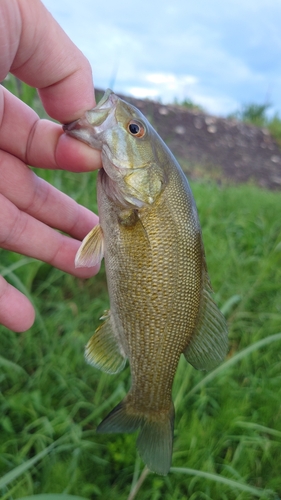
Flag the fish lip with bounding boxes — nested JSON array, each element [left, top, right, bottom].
[[85, 89, 118, 127], [63, 89, 118, 148], [63, 89, 118, 132], [94, 88, 117, 110], [63, 119, 79, 132]]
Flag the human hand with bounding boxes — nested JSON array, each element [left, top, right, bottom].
[[0, 0, 102, 332]]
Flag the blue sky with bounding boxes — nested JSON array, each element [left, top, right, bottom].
[[42, 0, 281, 116]]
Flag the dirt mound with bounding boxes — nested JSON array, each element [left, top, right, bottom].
[[107, 90, 281, 190]]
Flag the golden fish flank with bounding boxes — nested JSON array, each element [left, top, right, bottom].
[[63, 89, 228, 475]]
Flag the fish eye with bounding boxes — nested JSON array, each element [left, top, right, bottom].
[[127, 120, 146, 138]]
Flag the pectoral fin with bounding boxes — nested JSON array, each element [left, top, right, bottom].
[[75, 224, 104, 268], [85, 310, 127, 374], [183, 276, 228, 371]]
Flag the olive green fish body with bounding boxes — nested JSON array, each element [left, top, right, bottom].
[[98, 161, 202, 404], [64, 90, 228, 475]]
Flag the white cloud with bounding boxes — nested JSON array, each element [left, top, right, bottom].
[[126, 87, 160, 99], [145, 73, 198, 86], [42, 0, 281, 116]]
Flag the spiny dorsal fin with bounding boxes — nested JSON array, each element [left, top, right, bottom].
[[85, 310, 127, 374], [183, 274, 228, 371], [75, 224, 104, 268]]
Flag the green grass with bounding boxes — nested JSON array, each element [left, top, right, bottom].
[[1, 79, 281, 499], [229, 102, 281, 147], [174, 97, 204, 113], [1, 179, 281, 500], [175, 98, 281, 149]]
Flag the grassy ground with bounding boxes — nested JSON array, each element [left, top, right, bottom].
[[1, 79, 281, 499], [1, 176, 281, 500]]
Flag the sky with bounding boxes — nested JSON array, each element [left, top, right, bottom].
[[42, 0, 281, 117]]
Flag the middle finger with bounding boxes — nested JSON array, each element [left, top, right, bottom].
[[0, 192, 100, 278], [0, 148, 98, 241]]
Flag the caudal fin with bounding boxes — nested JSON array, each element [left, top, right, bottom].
[[136, 406, 174, 475], [97, 397, 174, 475]]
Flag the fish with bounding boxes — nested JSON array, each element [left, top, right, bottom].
[[63, 89, 228, 475]]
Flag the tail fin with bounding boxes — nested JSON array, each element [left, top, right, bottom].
[[97, 397, 174, 475]]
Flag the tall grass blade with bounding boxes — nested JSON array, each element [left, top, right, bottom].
[[0, 441, 59, 489], [235, 421, 281, 439], [0, 258, 39, 276], [186, 332, 281, 400], [170, 467, 276, 498], [16, 496, 88, 500], [0, 355, 28, 376], [127, 466, 150, 500]]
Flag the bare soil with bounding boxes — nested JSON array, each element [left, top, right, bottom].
[[107, 90, 281, 190]]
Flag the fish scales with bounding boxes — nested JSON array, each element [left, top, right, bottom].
[[63, 89, 228, 475], [99, 172, 199, 406]]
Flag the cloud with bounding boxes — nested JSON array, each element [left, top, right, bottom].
[[42, 0, 281, 115]]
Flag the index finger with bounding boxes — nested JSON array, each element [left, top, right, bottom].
[[1, 0, 95, 122]]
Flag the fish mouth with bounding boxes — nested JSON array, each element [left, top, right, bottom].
[[94, 88, 117, 110], [63, 89, 118, 148]]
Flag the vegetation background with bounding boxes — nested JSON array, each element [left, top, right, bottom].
[[1, 76, 281, 500]]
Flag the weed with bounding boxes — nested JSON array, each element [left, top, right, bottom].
[[229, 102, 281, 147], [1, 81, 281, 500]]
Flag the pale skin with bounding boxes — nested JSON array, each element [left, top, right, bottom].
[[0, 0, 102, 332]]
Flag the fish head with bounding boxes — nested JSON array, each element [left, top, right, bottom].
[[64, 89, 167, 207]]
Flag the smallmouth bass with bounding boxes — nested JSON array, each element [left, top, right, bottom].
[[63, 90, 228, 475]]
